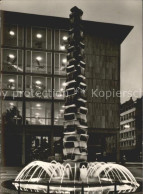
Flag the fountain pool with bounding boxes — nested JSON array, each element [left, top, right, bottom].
[[11, 160, 139, 193]]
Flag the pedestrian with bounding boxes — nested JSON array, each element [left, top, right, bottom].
[[121, 155, 126, 165]]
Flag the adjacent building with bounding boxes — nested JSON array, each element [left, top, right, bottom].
[[0, 11, 132, 166], [120, 97, 143, 161]]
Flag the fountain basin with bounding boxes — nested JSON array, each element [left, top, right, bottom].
[[2, 179, 142, 194], [10, 160, 139, 193]]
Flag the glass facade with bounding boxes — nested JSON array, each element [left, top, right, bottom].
[[1, 19, 68, 164]]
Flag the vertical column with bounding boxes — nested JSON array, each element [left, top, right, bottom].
[[0, 11, 4, 166], [50, 29, 55, 157], [63, 7, 88, 163], [22, 26, 26, 165], [116, 130, 120, 163]]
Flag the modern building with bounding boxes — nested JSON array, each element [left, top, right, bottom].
[[0, 11, 132, 166], [120, 97, 143, 161]]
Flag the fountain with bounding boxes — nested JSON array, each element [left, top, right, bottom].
[[7, 6, 140, 194], [12, 160, 139, 193]]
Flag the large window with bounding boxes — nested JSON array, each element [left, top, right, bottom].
[[2, 48, 23, 72], [26, 27, 52, 50], [54, 137, 62, 156], [2, 100, 23, 125], [3, 24, 23, 47], [54, 78, 66, 99], [54, 53, 67, 75], [25, 76, 51, 98], [26, 102, 51, 125], [2, 74, 23, 97], [54, 30, 68, 51], [54, 102, 64, 125], [26, 51, 51, 74]]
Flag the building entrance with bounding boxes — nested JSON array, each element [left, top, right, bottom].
[[25, 133, 63, 164], [30, 136, 50, 161]]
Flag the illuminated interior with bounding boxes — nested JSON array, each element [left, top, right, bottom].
[[2, 22, 68, 162]]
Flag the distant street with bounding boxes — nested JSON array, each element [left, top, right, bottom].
[[125, 162, 143, 182]]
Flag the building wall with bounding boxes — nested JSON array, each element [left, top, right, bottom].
[[120, 107, 136, 150], [84, 34, 121, 161], [119, 97, 143, 161], [85, 35, 120, 129]]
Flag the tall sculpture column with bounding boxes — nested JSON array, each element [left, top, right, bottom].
[[63, 6, 88, 163]]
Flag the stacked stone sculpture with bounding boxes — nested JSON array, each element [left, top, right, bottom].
[[63, 6, 88, 162]]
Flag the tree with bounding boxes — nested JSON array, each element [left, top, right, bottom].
[[2, 106, 22, 166]]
